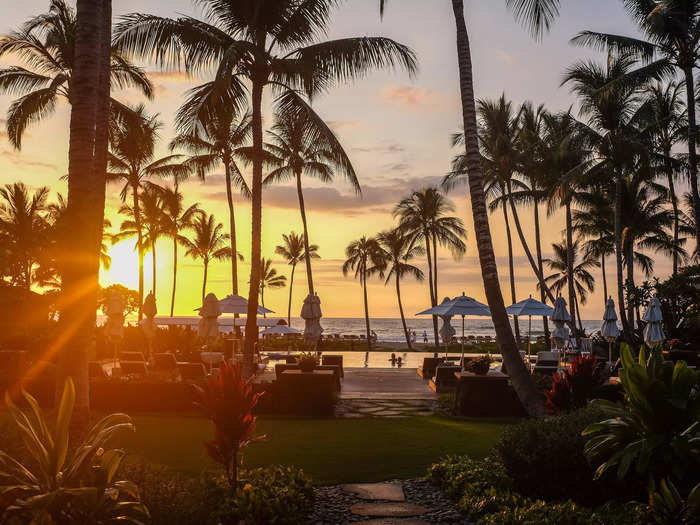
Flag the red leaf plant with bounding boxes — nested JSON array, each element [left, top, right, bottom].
[[193, 362, 265, 486], [545, 354, 606, 414]]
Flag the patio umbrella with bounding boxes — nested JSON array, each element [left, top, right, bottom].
[[198, 293, 222, 339], [211, 293, 273, 315], [600, 297, 620, 363], [506, 295, 553, 358], [262, 324, 301, 335], [417, 292, 492, 364], [550, 296, 571, 350], [642, 296, 665, 348]]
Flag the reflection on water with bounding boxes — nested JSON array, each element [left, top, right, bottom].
[[265, 350, 494, 369]]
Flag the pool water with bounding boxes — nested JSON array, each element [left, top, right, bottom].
[[264, 351, 496, 369]]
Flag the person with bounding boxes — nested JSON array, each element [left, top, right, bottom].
[[410, 330, 416, 344], [370, 330, 378, 344], [422, 330, 428, 344]]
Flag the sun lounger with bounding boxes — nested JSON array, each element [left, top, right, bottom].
[[417, 357, 445, 379], [429, 364, 461, 393], [274, 363, 341, 391], [178, 362, 207, 382], [120, 351, 146, 362], [151, 353, 178, 372], [321, 355, 344, 377], [533, 351, 559, 375], [119, 361, 149, 378], [88, 361, 108, 379]]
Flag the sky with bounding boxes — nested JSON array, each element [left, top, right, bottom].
[[0, 0, 678, 320]]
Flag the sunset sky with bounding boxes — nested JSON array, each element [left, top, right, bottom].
[[1, 0, 669, 320]]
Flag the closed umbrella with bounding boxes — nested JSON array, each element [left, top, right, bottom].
[[139, 292, 158, 357], [198, 293, 221, 339], [550, 296, 570, 351], [600, 297, 620, 363], [301, 293, 323, 348], [642, 296, 665, 347], [506, 295, 553, 359], [436, 297, 456, 344], [418, 292, 492, 365]]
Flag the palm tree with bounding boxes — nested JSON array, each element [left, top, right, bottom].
[[107, 106, 189, 318], [258, 257, 287, 313], [343, 236, 385, 350], [182, 213, 233, 303], [171, 107, 251, 296], [542, 240, 599, 331], [381, 0, 561, 417], [114, 0, 416, 375], [275, 232, 319, 326], [573, 3, 700, 253], [394, 188, 466, 348], [265, 109, 357, 299], [0, 182, 50, 288], [159, 187, 202, 316], [376, 229, 424, 350], [0, 0, 151, 148]]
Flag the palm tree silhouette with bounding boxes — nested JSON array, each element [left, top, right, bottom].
[[0, 0, 152, 148], [376, 229, 424, 350], [343, 236, 385, 351], [258, 257, 287, 314], [275, 232, 319, 326], [265, 109, 357, 298], [114, 0, 416, 373], [183, 213, 233, 303]]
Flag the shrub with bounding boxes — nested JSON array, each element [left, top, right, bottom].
[[478, 499, 647, 525], [545, 354, 607, 414], [213, 465, 313, 525], [427, 455, 510, 499], [493, 406, 639, 505], [193, 362, 265, 485]]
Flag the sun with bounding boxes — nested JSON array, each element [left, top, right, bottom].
[[100, 240, 140, 290]]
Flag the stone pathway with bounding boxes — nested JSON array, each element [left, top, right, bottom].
[[335, 399, 437, 418], [308, 480, 466, 524]]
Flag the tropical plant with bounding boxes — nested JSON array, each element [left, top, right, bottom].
[[0, 0, 152, 149], [275, 232, 319, 326], [98, 284, 140, 316], [192, 362, 264, 486], [343, 236, 385, 350], [394, 187, 466, 348], [545, 354, 607, 414], [583, 345, 700, 490], [0, 378, 149, 522], [648, 478, 700, 525], [114, 0, 417, 376], [376, 228, 424, 349], [258, 257, 287, 311], [182, 213, 233, 303], [265, 108, 358, 299], [107, 106, 189, 318], [172, 108, 252, 297]]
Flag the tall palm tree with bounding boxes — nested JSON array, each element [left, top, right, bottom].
[[171, 106, 252, 296], [0, 183, 50, 289], [573, 2, 700, 253], [258, 257, 287, 312], [107, 106, 189, 318], [265, 109, 357, 298], [0, 0, 151, 148], [394, 188, 466, 348], [376, 229, 424, 350], [542, 239, 599, 331], [275, 232, 319, 326], [114, 0, 416, 375], [343, 236, 385, 350], [182, 213, 233, 303], [159, 187, 202, 316]]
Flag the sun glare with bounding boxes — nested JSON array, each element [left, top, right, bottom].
[[101, 241, 140, 289]]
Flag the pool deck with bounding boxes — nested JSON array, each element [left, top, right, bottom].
[[340, 368, 436, 400]]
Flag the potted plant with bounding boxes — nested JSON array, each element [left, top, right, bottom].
[[465, 355, 492, 375], [297, 351, 318, 373]]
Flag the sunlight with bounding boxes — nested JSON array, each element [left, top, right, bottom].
[[101, 240, 140, 290]]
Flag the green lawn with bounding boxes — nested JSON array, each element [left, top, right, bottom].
[[124, 414, 511, 485]]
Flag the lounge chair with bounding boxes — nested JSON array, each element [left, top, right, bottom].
[[274, 363, 342, 391], [417, 357, 445, 379], [429, 364, 461, 393], [151, 353, 178, 372], [119, 361, 149, 378], [178, 362, 207, 382], [533, 351, 559, 375], [88, 361, 108, 379], [321, 355, 344, 377], [120, 351, 146, 362]]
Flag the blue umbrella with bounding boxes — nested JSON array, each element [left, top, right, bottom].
[[506, 295, 553, 358]]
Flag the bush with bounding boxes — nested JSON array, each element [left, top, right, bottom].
[[213, 465, 313, 525], [427, 455, 510, 499], [493, 406, 641, 505], [478, 499, 647, 525], [545, 354, 607, 414]]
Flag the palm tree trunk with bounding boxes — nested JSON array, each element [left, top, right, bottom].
[[362, 270, 372, 350], [151, 238, 156, 298], [58, 0, 108, 426], [202, 260, 208, 304], [451, 0, 542, 417], [424, 230, 440, 348], [133, 187, 144, 320], [664, 154, 680, 275], [223, 157, 239, 294], [243, 76, 264, 376], [600, 249, 608, 303], [396, 273, 411, 350], [614, 175, 630, 337], [170, 239, 177, 316], [501, 194, 521, 346], [296, 172, 315, 295], [533, 198, 550, 342], [565, 203, 577, 332], [432, 231, 438, 300], [626, 241, 635, 330], [683, 66, 700, 253], [287, 263, 296, 326], [574, 292, 583, 332]]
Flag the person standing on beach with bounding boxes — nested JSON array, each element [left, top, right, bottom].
[[422, 330, 428, 344]]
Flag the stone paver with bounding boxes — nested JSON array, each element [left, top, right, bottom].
[[335, 398, 437, 418], [342, 482, 405, 502], [349, 503, 429, 517], [352, 519, 431, 525]]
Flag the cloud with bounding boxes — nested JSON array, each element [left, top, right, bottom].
[[0, 148, 57, 171], [351, 143, 405, 154], [494, 49, 515, 65], [381, 86, 441, 109], [145, 71, 194, 82], [326, 120, 361, 133]]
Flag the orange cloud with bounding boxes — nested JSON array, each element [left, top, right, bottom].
[[381, 86, 441, 109]]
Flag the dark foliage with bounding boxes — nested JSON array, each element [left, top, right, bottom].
[[545, 354, 607, 413]]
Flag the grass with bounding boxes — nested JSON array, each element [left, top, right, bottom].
[[123, 413, 511, 485]]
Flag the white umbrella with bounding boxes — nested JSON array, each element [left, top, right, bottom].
[[417, 292, 492, 364], [506, 295, 553, 358], [436, 297, 457, 344], [601, 297, 620, 363], [199, 294, 273, 315], [642, 296, 665, 347], [262, 324, 301, 335], [139, 292, 158, 352], [301, 293, 323, 348], [198, 293, 221, 339], [550, 296, 570, 350]]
